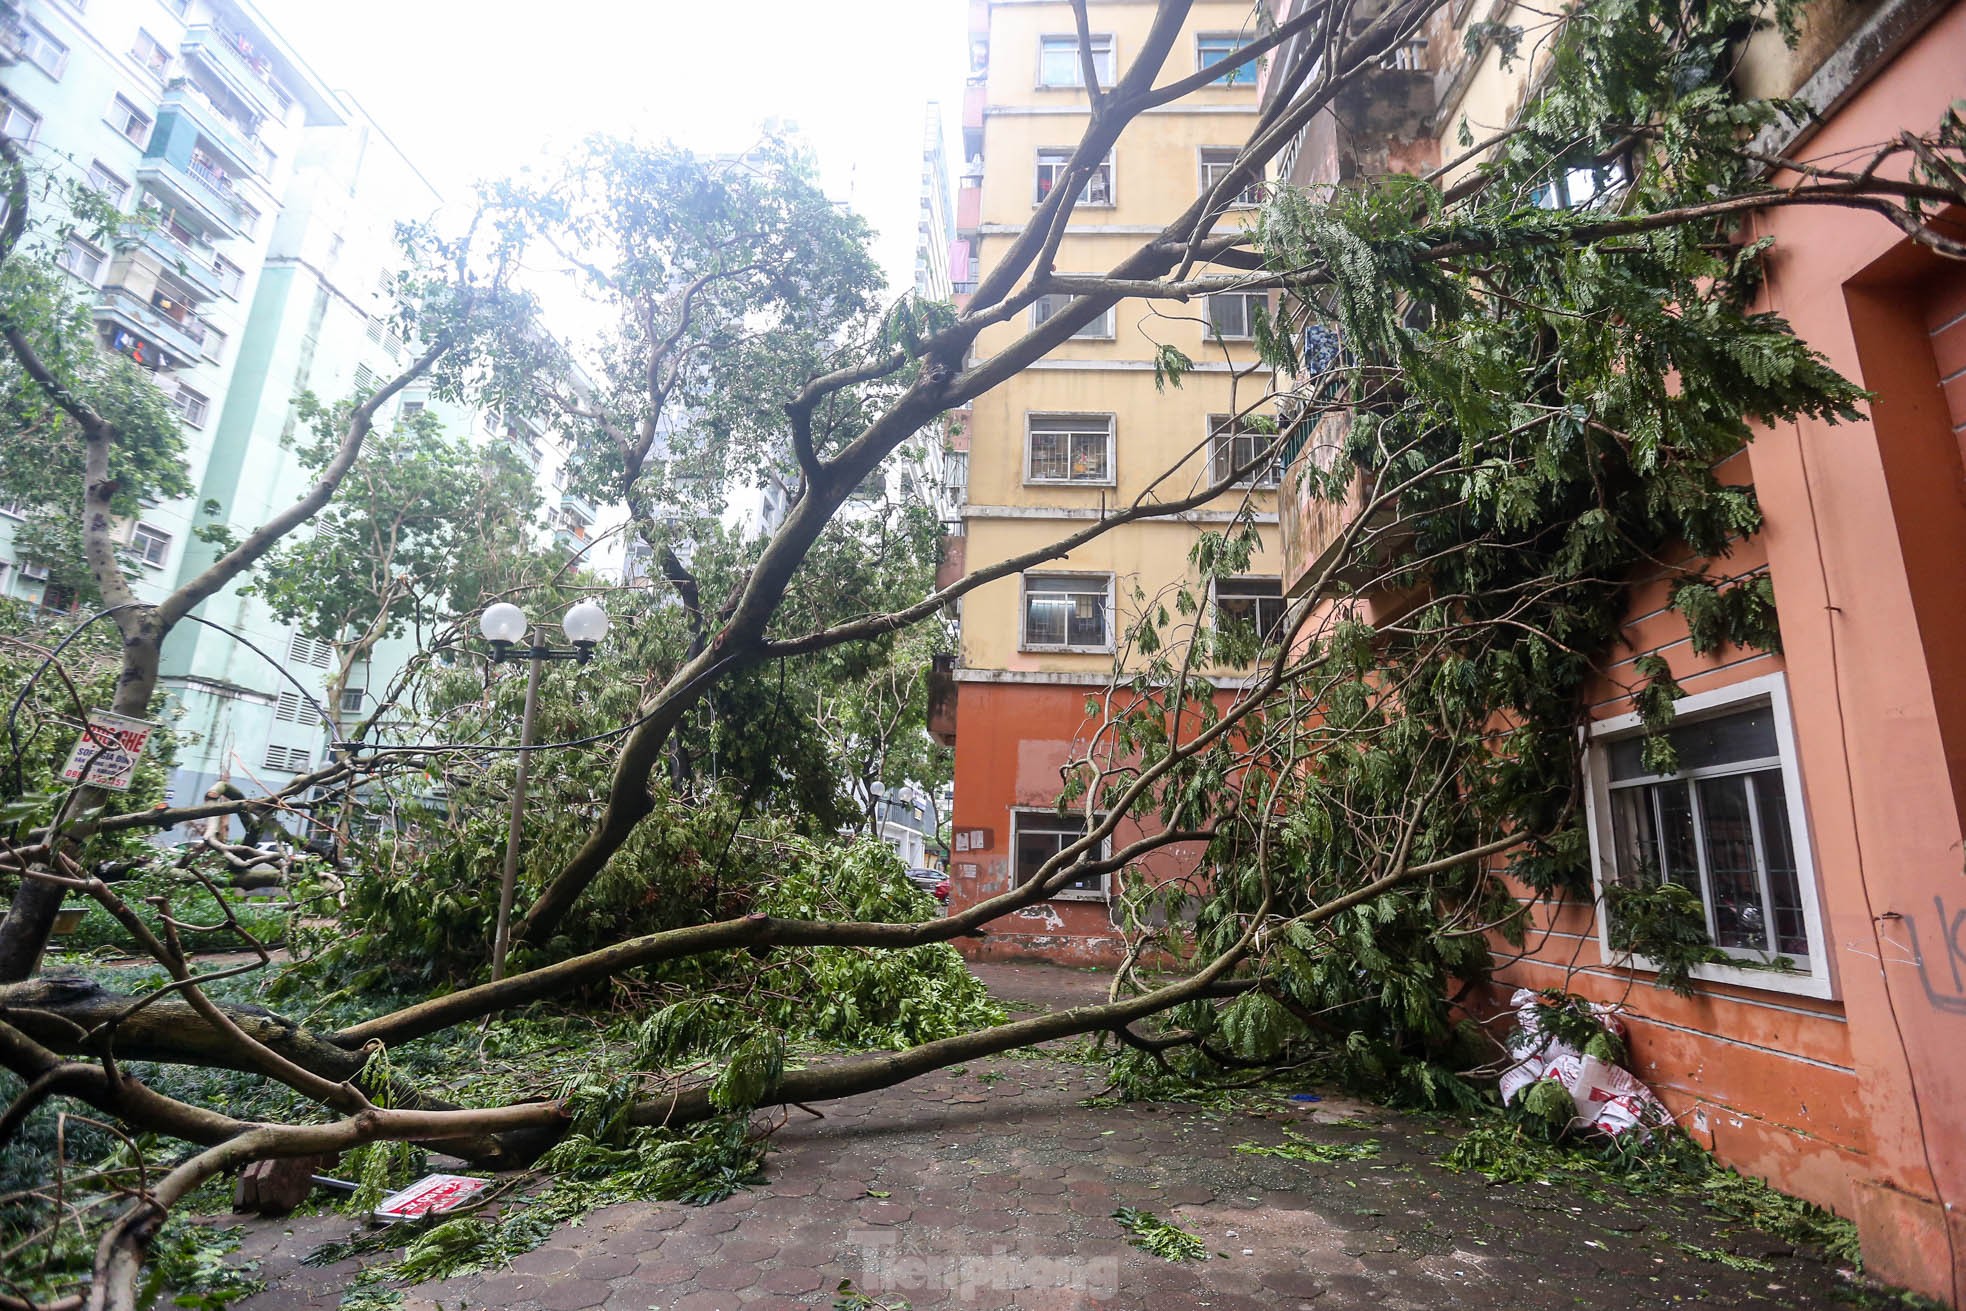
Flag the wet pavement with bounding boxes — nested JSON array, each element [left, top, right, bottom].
[[225, 963, 1873, 1310]]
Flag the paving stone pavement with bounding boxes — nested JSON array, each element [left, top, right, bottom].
[[219, 965, 1871, 1310]]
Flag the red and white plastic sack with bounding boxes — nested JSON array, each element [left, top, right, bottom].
[[1498, 987, 1670, 1138]]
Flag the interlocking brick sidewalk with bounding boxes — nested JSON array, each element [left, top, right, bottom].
[[227, 964, 1866, 1310]]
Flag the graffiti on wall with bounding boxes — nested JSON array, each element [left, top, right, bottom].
[[1908, 896, 1966, 1014]]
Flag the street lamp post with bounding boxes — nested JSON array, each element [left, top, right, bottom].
[[479, 599, 611, 980]]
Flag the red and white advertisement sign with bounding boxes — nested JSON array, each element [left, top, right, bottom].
[[58, 712, 156, 791], [372, 1174, 490, 1222]]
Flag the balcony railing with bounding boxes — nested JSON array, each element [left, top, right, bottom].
[[120, 222, 238, 299], [159, 82, 260, 175], [94, 285, 209, 368], [179, 25, 290, 118], [135, 154, 251, 235]]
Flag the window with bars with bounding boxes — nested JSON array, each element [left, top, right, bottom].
[[352, 365, 379, 393], [1013, 808, 1110, 898], [340, 687, 367, 714], [1035, 149, 1112, 206], [1021, 573, 1111, 651], [1206, 291, 1265, 341], [286, 632, 332, 668], [1196, 33, 1256, 84], [1032, 290, 1115, 340], [1209, 415, 1280, 486], [1038, 33, 1114, 86], [1026, 413, 1113, 484], [1215, 577, 1286, 649], [130, 523, 171, 567], [1199, 148, 1265, 206], [1595, 689, 1821, 979]]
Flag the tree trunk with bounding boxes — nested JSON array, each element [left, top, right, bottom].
[[0, 629, 164, 981]]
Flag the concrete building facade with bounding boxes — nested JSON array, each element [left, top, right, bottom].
[[1, 0, 608, 819], [1258, 0, 1966, 1300], [941, 0, 1279, 962]]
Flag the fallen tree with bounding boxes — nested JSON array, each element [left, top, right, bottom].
[[3, 0, 1965, 1304]]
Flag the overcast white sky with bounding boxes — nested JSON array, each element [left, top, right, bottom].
[[256, 0, 970, 296]]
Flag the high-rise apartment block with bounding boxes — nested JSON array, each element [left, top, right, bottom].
[[0, 0, 606, 817], [941, 1, 1277, 961]]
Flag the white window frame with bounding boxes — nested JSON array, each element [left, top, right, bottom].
[[55, 236, 105, 286], [130, 522, 171, 568], [1035, 148, 1113, 208], [107, 95, 151, 145], [1208, 414, 1281, 487], [1020, 571, 1115, 653], [1025, 412, 1115, 486], [1011, 807, 1111, 901], [1032, 288, 1116, 340], [1199, 147, 1265, 207], [1206, 290, 1265, 341], [87, 160, 131, 208], [1583, 672, 1833, 999], [2, 91, 42, 143], [1037, 33, 1115, 87], [171, 384, 210, 428], [129, 28, 170, 79], [1196, 33, 1257, 85], [22, 21, 70, 77], [1213, 576, 1287, 647]]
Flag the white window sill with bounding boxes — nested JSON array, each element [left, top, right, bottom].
[[1020, 644, 1114, 655], [1608, 949, 1836, 1000], [1024, 478, 1116, 488]]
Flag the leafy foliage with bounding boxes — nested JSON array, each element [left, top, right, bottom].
[[1112, 1207, 1209, 1261], [1605, 879, 1725, 995], [1233, 1129, 1381, 1163]]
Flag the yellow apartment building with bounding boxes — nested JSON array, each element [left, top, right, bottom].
[[942, 0, 1280, 963]]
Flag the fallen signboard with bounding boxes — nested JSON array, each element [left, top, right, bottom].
[[372, 1174, 491, 1222], [58, 712, 157, 792]]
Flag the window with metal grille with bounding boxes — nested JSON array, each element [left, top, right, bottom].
[[1598, 693, 1817, 975], [1199, 148, 1265, 206], [1208, 414, 1280, 486], [1214, 577, 1286, 651], [1026, 414, 1113, 484], [1013, 808, 1110, 899], [1034, 149, 1112, 206], [1021, 573, 1111, 651]]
